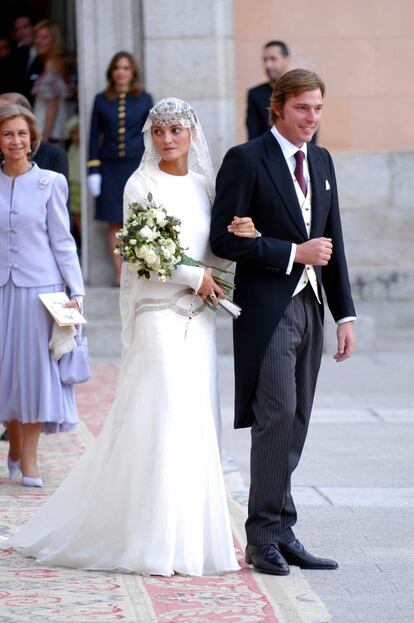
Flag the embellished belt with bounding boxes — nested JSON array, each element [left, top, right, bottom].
[[135, 288, 207, 318]]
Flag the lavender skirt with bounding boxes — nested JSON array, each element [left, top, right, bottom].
[[0, 278, 78, 434]]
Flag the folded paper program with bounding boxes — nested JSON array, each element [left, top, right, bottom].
[[39, 292, 86, 327]]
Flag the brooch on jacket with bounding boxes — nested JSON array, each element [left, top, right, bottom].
[[38, 176, 50, 189]]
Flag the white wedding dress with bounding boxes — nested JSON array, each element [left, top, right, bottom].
[[5, 169, 239, 576]]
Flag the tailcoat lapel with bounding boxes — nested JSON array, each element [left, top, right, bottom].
[[262, 132, 308, 239], [307, 145, 327, 238]]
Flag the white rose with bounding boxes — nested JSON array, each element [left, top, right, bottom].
[[153, 209, 167, 226], [135, 244, 148, 259], [162, 247, 173, 259], [139, 225, 157, 241], [141, 246, 161, 271], [147, 253, 161, 271], [161, 239, 176, 253], [129, 239, 137, 246]]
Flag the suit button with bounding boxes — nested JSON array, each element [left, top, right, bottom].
[[118, 127, 126, 134], [12, 247, 18, 252], [118, 150, 126, 157]]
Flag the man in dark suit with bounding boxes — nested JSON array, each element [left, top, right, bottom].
[[246, 40, 291, 140], [211, 69, 356, 575]]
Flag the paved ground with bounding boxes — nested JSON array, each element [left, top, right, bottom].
[[87, 287, 414, 623], [220, 350, 414, 623]]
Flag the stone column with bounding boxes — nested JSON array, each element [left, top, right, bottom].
[[76, 0, 144, 284], [142, 0, 235, 169]]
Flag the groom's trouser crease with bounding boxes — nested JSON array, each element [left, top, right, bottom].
[[247, 285, 323, 545]]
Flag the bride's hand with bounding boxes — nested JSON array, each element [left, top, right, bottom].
[[227, 216, 256, 238], [197, 268, 224, 305]]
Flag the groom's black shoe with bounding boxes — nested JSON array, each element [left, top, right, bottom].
[[245, 544, 290, 576], [279, 539, 338, 570]]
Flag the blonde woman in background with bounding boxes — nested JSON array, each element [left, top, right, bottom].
[[32, 20, 70, 145]]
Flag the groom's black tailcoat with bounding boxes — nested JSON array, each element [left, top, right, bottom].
[[210, 130, 355, 429]]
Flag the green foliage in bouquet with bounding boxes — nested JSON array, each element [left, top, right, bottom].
[[115, 193, 183, 282]]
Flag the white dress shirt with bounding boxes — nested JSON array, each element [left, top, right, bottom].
[[270, 125, 355, 325], [270, 125, 319, 301]]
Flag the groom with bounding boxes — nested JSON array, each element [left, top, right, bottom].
[[210, 69, 356, 575]]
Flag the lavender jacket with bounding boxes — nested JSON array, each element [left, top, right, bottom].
[[0, 163, 84, 297]]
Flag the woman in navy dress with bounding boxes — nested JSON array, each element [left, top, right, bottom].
[[87, 51, 153, 285]]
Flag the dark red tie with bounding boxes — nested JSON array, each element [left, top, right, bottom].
[[294, 150, 307, 197]]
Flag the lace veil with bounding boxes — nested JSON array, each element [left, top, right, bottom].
[[120, 98, 215, 348]]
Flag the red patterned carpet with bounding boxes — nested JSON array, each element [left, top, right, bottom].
[[0, 363, 283, 622]]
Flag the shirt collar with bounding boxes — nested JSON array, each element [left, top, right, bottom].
[[270, 125, 307, 162]]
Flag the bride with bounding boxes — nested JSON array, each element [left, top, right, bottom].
[[3, 98, 256, 576]]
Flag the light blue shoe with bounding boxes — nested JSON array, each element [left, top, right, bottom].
[[21, 476, 43, 488], [7, 457, 21, 480]]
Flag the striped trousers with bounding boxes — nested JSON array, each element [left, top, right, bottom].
[[246, 285, 324, 546]]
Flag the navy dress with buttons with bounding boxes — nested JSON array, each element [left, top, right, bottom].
[[88, 90, 153, 223]]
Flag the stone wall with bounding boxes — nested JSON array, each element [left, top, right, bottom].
[[335, 151, 414, 301], [141, 0, 235, 169], [233, 0, 414, 151]]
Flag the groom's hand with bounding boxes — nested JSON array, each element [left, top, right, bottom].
[[334, 321, 356, 362], [295, 237, 332, 266]]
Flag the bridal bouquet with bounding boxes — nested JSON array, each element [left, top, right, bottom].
[[115, 193, 241, 318]]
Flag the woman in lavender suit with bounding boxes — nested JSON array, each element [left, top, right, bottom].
[[0, 104, 85, 488]]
